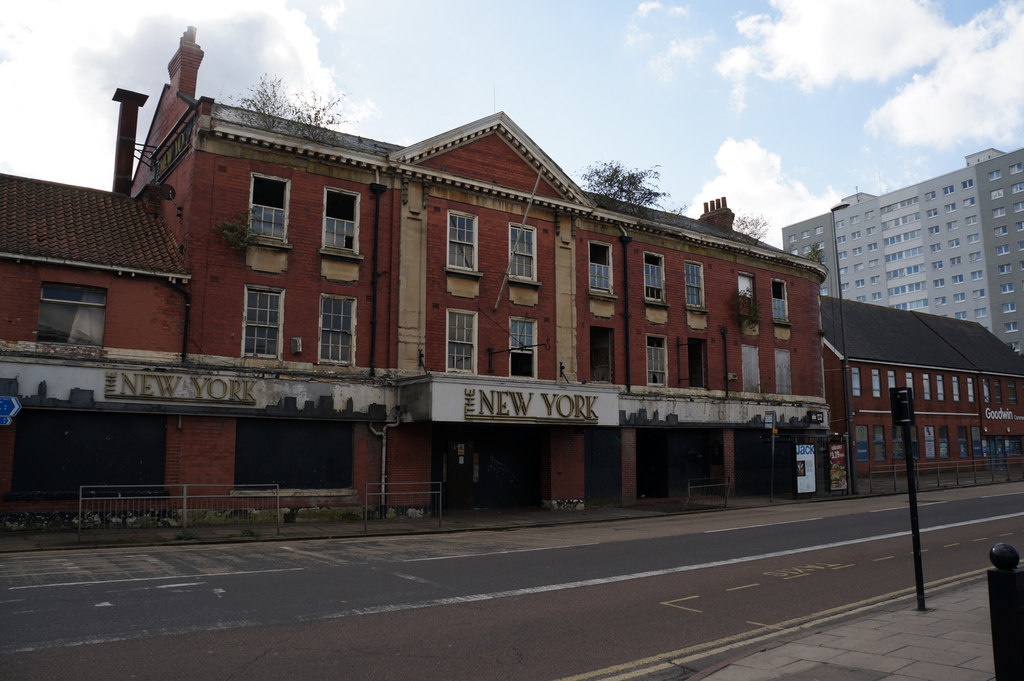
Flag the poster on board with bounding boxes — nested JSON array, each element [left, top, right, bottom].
[[796, 444, 816, 494], [829, 442, 848, 491]]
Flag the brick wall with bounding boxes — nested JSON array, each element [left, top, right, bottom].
[[419, 193, 559, 377], [620, 427, 637, 505], [546, 428, 584, 501], [0, 261, 184, 352], [572, 226, 824, 398], [166, 415, 235, 485]]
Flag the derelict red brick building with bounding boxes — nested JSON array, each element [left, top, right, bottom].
[[0, 27, 831, 519]]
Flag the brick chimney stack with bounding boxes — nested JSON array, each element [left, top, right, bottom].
[[700, 196, 735, 231], [111, 88, 149, 195], [168, 26, 204, 99]]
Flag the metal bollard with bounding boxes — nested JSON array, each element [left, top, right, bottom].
[[988, 543, 1024, 680]]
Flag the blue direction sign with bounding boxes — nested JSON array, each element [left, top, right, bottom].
[[0, 417, 10, 427], [0, 396, 22, 420]]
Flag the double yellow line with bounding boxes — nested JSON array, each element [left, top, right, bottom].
[[554, 569, 986, 681]]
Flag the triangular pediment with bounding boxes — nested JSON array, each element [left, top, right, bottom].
[[390, 112, 591, 206]]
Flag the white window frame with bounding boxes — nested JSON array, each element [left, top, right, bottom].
[[323, 188, 359, 251], [447, 211, 478, 271], [643, 252, 665, 302], [685, 261, 705, 308], [447, 309, 477, 373], [243, 286, 283, 358], [249, 174, 289, 241], [646, 335, 667, 386], [589, 241, 613, 293], [771, 279, 788, 321], [509, 317, 537, 378], [319, 294, 355, 364], [508, 223, 536, 281]]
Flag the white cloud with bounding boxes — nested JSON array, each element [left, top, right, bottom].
[[866, 2, 1024, 148], [636, 2, 663, 18], [717, 0, 952, 109], [687, 138, 841, 248], [320, 1, 347, 30], [0, 0, 340, 189], [627, 1, 705, 81], [625, 23, 652, 48], [648, 35, 710, 82]]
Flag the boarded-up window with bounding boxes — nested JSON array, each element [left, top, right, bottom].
[[11, 411, 165, 498], [742, 344, 760, 393], [774, 348, 792, 395], [235, 419, 353, 489]]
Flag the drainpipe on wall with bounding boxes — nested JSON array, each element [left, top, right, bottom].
[[168, 282, 191, 363], [720, 325, 729, 400], [619, 233, 633, 392], [368, 182, 387, 377], [369, 411, 400, 508]]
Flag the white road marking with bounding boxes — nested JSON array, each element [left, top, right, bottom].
[[704, 518, 821, 533], [7, 567, 305, 591], [404, 543, 597, 562], [870, 501, 946, 512], [307, 511, 1024, 622]]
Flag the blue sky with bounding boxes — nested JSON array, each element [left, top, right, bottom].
[[2, 1, 1023, 246]]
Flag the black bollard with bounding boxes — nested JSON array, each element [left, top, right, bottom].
[[988, 543, 1024, 680]]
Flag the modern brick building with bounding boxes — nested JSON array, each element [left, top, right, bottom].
[[820, 296, 1024, 482], [0, 27, 832, 517]]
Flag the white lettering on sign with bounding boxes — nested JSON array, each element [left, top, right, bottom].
[[464, 389, 598, 422], [985, 408, 1024, 421]]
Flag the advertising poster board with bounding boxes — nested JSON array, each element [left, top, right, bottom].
[[829, 442, 848, 492], [795, 444, 816, 494]]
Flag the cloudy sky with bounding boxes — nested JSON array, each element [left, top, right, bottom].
[[2, 0, 1023, 246]]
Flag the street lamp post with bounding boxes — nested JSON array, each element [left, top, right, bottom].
[[831, 201, 857, 495]]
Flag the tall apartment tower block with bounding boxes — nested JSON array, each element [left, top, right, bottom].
[[782, 147, 1024, 350]]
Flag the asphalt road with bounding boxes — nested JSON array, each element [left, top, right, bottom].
[[1, 484, 1022, 680]]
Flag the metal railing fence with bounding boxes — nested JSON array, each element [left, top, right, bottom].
[[363, 481, 442, 531], [861, 458, 1024, 495], [78, 484, 280, 540], [684, 477, 730, 510]]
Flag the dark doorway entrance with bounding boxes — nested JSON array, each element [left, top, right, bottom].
[[435, 425, 542, 509], [636, 429, 713, 498], [735, 430, 793, 496], [584, 428, 621, 505]]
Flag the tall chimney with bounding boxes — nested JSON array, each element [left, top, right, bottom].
[[111, 88, 149, 195], [699, 196, 735, 231], [168, 26, 204, 99]]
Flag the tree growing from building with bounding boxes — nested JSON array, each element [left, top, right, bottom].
[[732, 213, 771, 243], [232, 74, 347, 143], [580, 161, 672, 218]]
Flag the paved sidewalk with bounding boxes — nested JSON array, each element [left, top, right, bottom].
[[692, 580, 995, 681]]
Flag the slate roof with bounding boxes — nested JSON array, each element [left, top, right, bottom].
[[820, 296, 1024, 376], [212, 103, 402, 157], [0, 173, 188, 278], [211, 105, 787, 256]]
